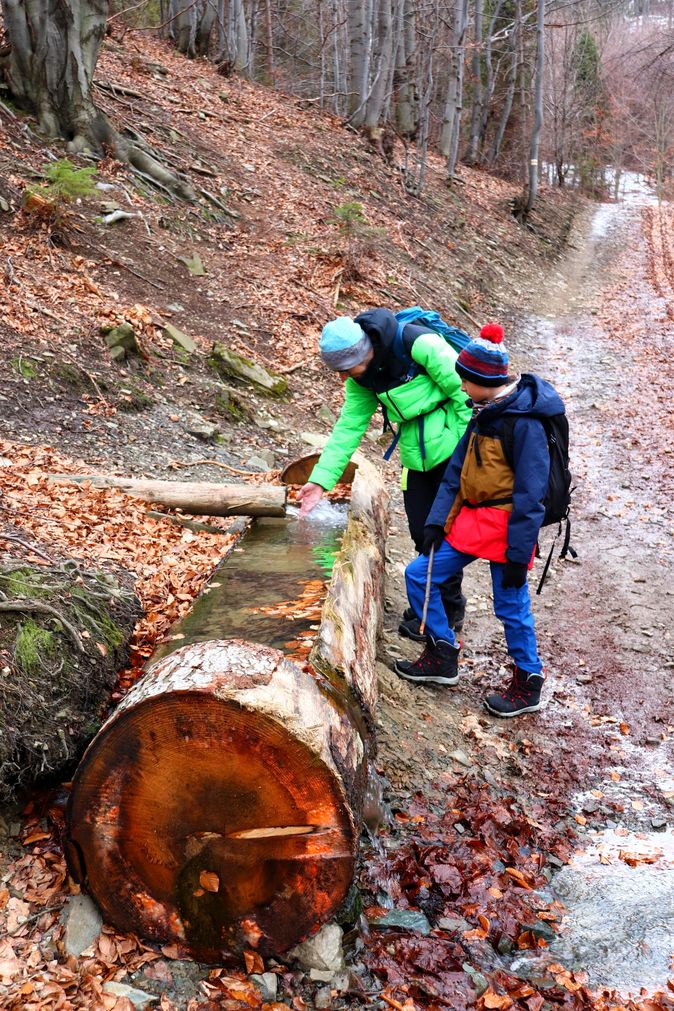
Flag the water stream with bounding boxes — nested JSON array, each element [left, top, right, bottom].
[[154, 501, 348, 662]]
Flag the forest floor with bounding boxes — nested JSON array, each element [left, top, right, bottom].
[[0, 30, 672, 1011]]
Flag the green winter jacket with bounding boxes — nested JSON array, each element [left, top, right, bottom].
[[309, 329, 471, 491]]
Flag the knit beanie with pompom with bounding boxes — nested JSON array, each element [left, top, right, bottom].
[[455, 322, 509, 386]]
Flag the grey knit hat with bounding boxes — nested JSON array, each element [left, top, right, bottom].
[[319, 317, 373, 371]]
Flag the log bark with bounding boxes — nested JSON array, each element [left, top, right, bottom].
[[48, 474, 287, 517], [67, 453, 389, 960]]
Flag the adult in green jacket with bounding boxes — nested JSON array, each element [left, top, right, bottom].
[[298, 308, 472, 636]]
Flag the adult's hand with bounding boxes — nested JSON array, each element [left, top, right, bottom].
[[297, 482, 325, 517], [421, 524, 446, 556], [501, 559, 528, 589]]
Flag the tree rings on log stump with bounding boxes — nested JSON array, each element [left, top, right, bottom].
[[67, 640, 366, 961]]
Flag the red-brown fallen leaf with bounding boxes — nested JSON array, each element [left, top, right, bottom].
[[478, 914, 490, 932], [199, 870, 220, 892], [482, 990, 513, 1009], [620, 722, 630, 735], [244, 949, 265, 975], [22, 831, 51, 845]]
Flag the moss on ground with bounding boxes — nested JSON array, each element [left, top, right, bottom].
[[0, 563, 141, 801]]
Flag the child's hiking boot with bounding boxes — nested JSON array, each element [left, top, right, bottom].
[[398, 599, 466, 642], [394, 637, 460, 686], [484, 667, 544, 717], [397, 607, 426, 642]]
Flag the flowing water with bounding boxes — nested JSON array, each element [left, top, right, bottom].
[[154, 501, 348, 661], [511, 828, 674, 994]]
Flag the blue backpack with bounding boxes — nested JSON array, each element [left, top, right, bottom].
[[392, 306, 471, 381], [381, 307, 472, 460]]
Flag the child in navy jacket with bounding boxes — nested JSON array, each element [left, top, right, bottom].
[[395, 324, 566, 717]]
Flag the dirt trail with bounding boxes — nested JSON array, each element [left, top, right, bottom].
[[373, 186, 674, 995]]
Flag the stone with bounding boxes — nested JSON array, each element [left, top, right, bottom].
[[250, 972, 277, 1001], [290, 923, 345, 975], [317, 404, 337, 425], [103, 323, 139, 358], [163, 323, 197, 354], [462, 963, 489, 996], [314, 986, 333, 1008], [209, 343, 288, 398], [178, 252, 206, 276], [184, 415, 220, 441], [254, 448, 276, 468], [245, 455, 272, 472], [300, 431, 327, 448], [62, 894, 103, 956], [576, 674, 593, 684], [448, 749, 472, 767], [102, 982, 158, 1008]]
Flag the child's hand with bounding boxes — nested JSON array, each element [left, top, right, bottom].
[[502, 560, 528, 589], [421, 524, 446, 556]]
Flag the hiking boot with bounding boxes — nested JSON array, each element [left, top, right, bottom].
[[394, 637, 460, 686], [484, 667, 544, 717], [398, 604, 465, 642], [398, 607, 426, 642]]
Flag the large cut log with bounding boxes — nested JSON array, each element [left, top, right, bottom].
[[48, 474, 287, 517], [67, 453, 389, 961], [67, 641, 365, 962]]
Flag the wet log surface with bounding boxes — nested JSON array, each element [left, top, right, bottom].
[[67, 455, 389, 960]]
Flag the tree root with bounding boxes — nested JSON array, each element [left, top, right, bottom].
[[0, 598, 85, 651]]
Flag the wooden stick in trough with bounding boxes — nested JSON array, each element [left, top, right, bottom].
[[48, 474, 287, 517], [66, 454, 389, 961]]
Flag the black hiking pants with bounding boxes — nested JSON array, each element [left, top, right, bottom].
[[402, 458, 465, 622]]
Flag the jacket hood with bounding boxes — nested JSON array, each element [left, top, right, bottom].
[[483, 373, 565, 422], [353, 308, 409, 387]]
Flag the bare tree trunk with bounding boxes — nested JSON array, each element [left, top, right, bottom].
[[195, 0, 218, 55], [489, 24, 517, 164], [439, 0, 469, 174], [170, 0, 198, 56], [477, 0, 503, 159], [394, 0, 418, 138], [347, 0, 369, 122], [1, 0, 194, 198], [264, 0, 274, 82], [466, 0, 484, 165], [364, 0, 394, 129], [524, 0, 545, 215]]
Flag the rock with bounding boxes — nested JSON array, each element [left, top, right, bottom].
[[576, 674, 593, 684], [310, 969, 335, 983], [317, 405, 337, 425], [645, 736, 661, 746], [209, 343, 288, 398], [315, 986, 333, 1008], [496, 936, 513, 955], [166, 303, 185, 313], [369, 909, 431, 935], [437, 915, 471, 933], [448, 749, 472, 767], [214, 386, 251, 421], [300, 432, 327, 448], [102, 982, 158, 1008], [250, 973, 277, 1001], [163, 323, 197, 354], [462, 963, 489, 996], [290, 923, 345, 975], [184, 415, 220, 441], [651, 817, 668, 830], [245, 455, 272, 472], [177, 252, 206, 276], [103, 323, 139, 359], [62, 894, 103, 956], [253, 412, 280, 430], [255, 447, 277, 468]]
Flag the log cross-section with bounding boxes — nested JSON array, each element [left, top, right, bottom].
[[67, 641, 367, 961]]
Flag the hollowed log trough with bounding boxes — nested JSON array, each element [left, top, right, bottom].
[[66, 453, 389, 962]]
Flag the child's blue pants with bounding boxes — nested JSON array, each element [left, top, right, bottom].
[[405, 541, 543, 675]]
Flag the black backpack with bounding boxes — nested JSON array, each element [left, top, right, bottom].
[[502, 413, 576, 593]]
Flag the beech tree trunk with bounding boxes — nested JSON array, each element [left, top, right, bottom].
[[67, 454, 389, 960], [0, 0, 194, 197], [50, 474, 287, 517]]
